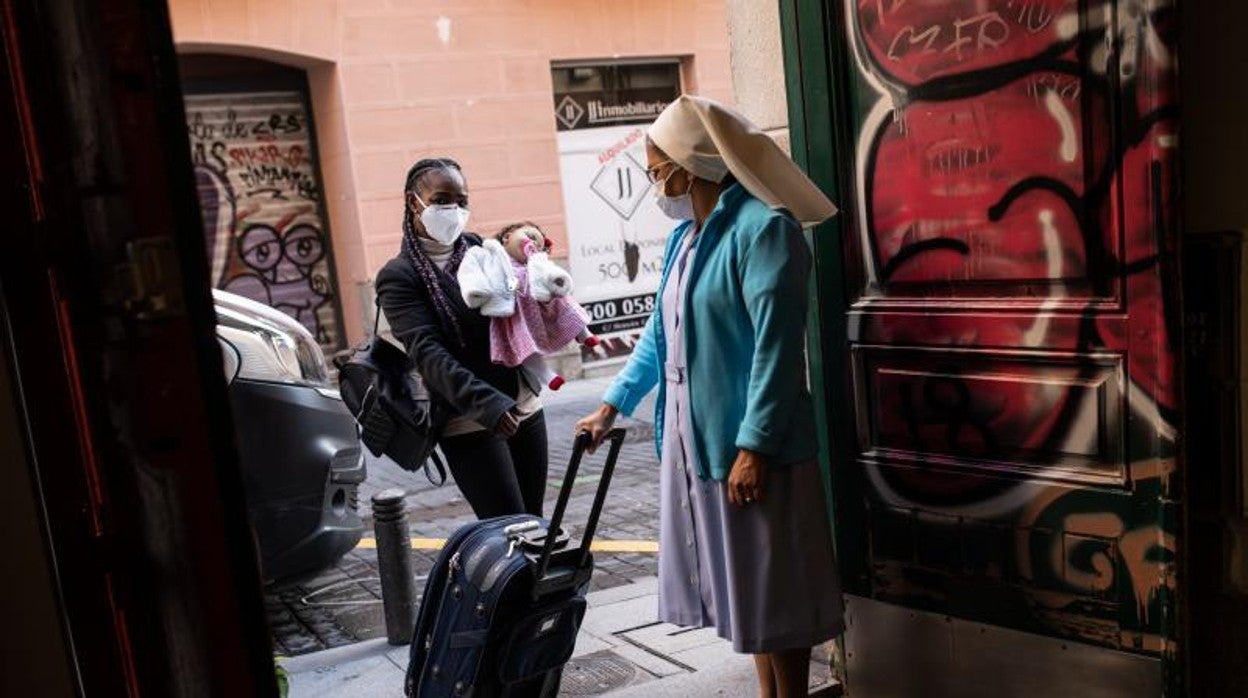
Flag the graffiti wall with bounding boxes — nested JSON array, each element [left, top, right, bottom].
[[838, 0, 1180, 656], [185, 91, 341, 349]]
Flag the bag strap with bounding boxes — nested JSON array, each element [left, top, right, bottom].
[[423, 447, 447, 487], [372, 299, 382, 336]]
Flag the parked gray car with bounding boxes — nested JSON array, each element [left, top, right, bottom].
[[214, 290, 365, 581]]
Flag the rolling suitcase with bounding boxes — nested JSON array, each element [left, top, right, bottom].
[[404, 428, 627, 697]]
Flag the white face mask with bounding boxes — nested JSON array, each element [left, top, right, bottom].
[[654, 169, 695, 221], [415, 195, 470, 244]]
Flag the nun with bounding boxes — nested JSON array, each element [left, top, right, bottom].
[[576, 95, 844, 698]]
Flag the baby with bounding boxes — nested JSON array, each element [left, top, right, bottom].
[[458, 222, 597, 390]]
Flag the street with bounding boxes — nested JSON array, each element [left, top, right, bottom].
[[267, 373, 661, 657]]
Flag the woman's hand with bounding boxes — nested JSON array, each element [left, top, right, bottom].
[[728, 450, 768, 506], [494, 410, 521, 439], [575, 403, 619, 453]]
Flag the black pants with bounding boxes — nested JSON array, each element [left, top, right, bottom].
[[439, 411, 549, 518], [440, 412, 562, 697]]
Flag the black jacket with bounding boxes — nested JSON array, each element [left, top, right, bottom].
[[376, 234, 527, 432]]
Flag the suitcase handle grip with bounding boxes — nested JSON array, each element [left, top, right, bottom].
[[534, 428, 626, 589]]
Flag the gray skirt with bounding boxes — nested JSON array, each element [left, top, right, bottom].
[[656, 446, 846, 653]]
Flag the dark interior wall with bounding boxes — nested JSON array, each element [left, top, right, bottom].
[[1179, 4, 1248, 695], [1181, 1, 1248, 232], [0, 329, 77, 697]]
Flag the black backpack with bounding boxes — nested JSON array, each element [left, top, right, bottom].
[[335, 305, 448, 484]]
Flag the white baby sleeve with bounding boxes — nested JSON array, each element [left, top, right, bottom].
[[457, 241, 517, 317]]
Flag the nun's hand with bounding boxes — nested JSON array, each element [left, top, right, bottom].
[[575, 403, 618, 454], [728, 450, 767, 507]]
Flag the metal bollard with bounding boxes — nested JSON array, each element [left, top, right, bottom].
[[372, 488, 415, 645]]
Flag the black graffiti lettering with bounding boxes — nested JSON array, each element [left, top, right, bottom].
[[881, 238, 971, 282], [188, 112, 214, 141], [189, 140, 229, 173], [238, 164, 319, 201], [189, 140, 229, 172], [924, 373, 996, 455], [251, 111, 305, 138], [220, 108, 248, 139], [896, 371, 997, 457], [211, 142, 228, 172]]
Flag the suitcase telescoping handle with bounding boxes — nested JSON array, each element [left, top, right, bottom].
[[533, 428, 626, 595]]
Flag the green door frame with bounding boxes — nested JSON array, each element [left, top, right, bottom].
[[778, 0, 868, 591]]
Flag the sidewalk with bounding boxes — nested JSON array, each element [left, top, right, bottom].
[[273, 373, 840, 695], [282, 576, 839, 697]]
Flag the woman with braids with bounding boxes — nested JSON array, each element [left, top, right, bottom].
[[376, 158, 548, 518]]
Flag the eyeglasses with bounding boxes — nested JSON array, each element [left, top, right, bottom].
[[645, 160, 677, 184]]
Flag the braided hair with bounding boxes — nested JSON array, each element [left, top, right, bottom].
[[401, 158, 470, 346]]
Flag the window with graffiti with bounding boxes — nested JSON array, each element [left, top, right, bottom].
[[184, 90, 342, 350]]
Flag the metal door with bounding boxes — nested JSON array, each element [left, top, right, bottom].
[[784, 1, 1181, 694], [183, 70, 345, 352]]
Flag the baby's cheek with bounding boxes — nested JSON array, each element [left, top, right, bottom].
[[504, 238, 524, 261]]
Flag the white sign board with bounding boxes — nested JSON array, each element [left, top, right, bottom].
[[556, 124, 675, 362]]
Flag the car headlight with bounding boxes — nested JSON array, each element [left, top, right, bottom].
[[213, 291, 332, 388]]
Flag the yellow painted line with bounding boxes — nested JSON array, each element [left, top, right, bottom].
[[590, 540, 659, 553], [355, 537, 659, 553]]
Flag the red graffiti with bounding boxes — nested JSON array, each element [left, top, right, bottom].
[[228, 144, 306, 170], [871, 77, 1097, 284], [843, 0, 1180, 648]]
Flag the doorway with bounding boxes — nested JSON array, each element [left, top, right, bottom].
[[179, 53, 345, 352]]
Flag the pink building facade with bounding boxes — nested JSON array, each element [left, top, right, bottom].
[[167, 0, 735, 348]]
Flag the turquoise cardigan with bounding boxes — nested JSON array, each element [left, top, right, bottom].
[[603, 183, 819, 481]]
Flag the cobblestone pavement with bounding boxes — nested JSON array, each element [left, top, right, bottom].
[[268, 373, 662, 657]]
